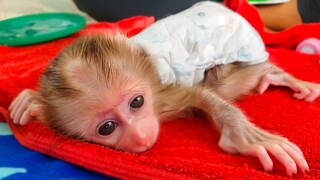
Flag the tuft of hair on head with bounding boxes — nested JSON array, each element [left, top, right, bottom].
[[66, 32, 159, 86]]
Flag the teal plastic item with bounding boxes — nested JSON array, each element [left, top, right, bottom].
[[0, 13, 86, 46], [248, 0, 289, 5]]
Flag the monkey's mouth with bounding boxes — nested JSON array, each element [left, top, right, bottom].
[[130, 145, 152, 153], [126, 138, 158, 153], [116, 134, 158, 153]]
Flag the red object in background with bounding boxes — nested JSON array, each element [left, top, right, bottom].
[[1, 1, 320, 179]]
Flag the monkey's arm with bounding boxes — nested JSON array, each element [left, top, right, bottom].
[[158, 85, 309, 176], [9, 89, 45, 125]]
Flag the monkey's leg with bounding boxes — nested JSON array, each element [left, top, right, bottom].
[[9, 89, 45, 125], [203, 62, 271, 101], [257, 64, 320, 102]]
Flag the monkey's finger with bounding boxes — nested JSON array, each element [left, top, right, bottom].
[[268, 139, 304, 158], [295, 81, 320, 101], [9, 93, 26, 117], [239, 144, 273, 172], [20, 109, 32, 126], [244, 125, 304, 159], [257, 76, 271, 94], [245, 121, 304, 158], [263, 142, 297, 176], [293, 91, 310, 100], [304, 86, 320, 102], [12, 95, 32, 124], [10, 92, 29, 123], [258, 73, 290, 94], [257, 130, 304, 156], [291, 86, 310, 99], [287, 81, 311, 100], [9, 94, 23, 112], [286, 141, 304, 157], [280, 143, 309, 174], [9, 89, 30, 111], [304, 92, 319, 102], [8, 97, 18, 111], [276, 139, 303, 157]]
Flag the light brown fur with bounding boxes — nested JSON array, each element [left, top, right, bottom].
[[10, 33, 319, 176]]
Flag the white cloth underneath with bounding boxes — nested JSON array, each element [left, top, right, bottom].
[[131, 1, 268, 86]]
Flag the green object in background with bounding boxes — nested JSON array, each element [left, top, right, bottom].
[[0, 13, 86, 46], [248, 0, 289, 5]]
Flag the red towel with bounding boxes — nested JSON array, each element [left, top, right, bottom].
[[1, 1, 320, 179]]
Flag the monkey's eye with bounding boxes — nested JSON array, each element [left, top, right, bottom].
[[98, 121, 117, 136], [130, 95, 144, 110]]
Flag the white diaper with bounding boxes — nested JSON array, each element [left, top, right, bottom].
[[131, 1, 268, 86]]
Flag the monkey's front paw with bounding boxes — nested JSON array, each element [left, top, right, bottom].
[[258, 73, 320, 102], [218, 125, 309, 176], [9, 89, 42, 125]]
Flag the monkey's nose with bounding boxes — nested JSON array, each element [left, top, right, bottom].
[[120, 130, 154, 153], [133, 130, 153, 147], [124, 119, 159, 152]]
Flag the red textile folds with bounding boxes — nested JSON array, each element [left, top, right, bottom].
[[1, 1, 320, 179]]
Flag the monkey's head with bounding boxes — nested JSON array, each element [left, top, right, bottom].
[[39, 33, 161, 153]]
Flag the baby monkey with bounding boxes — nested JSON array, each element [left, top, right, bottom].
[[9, 1, 320, 177]]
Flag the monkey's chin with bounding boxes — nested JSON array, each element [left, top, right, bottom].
[[121, 138, 157, 153], [123, 140, 157, 153]]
